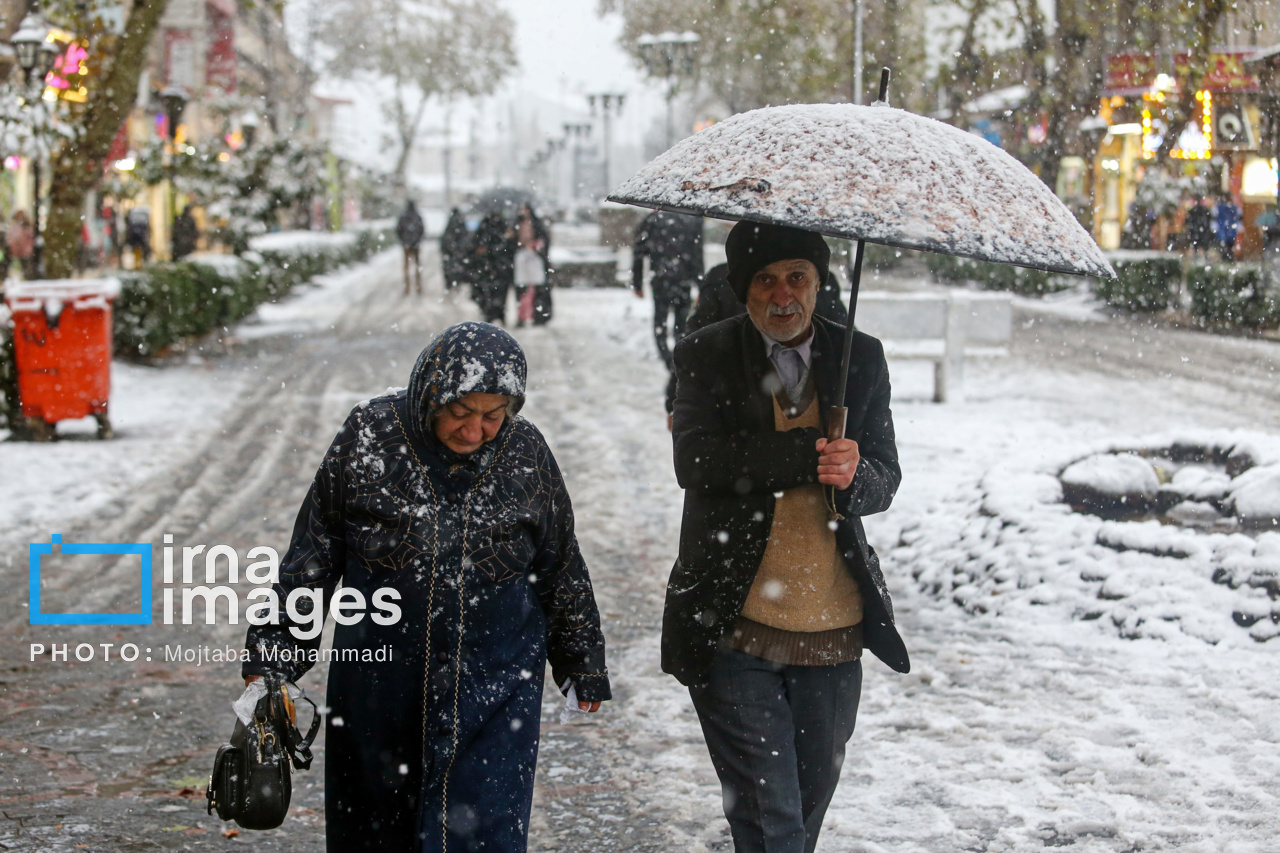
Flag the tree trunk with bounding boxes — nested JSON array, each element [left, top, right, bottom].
[[44, 0, 172, 279]]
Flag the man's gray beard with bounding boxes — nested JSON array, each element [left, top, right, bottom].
[[752, 312, 810, 343]]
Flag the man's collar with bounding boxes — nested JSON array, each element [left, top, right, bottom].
[[760, 324, 815, 367]]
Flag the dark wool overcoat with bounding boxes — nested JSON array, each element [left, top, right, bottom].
[[244, 322, 610, 853], [663, 312, 910, 686]]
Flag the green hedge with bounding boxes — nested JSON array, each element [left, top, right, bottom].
[[1186, 264, 1280, 329], [1096, 251, 1181, 312], [115, 228, 391, 358], [925, 252, 1065, 295]]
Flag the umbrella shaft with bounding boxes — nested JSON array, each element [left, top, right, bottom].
[[833, 237, 866, 413]]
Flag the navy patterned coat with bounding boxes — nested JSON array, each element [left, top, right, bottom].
[[244, 322, 611, 852]]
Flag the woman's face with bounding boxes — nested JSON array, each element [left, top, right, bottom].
[[433, 392, 510, 454]]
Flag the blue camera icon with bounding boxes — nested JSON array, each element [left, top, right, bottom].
[[29, 535, 153, 625]]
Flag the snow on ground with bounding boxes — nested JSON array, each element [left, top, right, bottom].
[[235, 249, 401, 339], [0, 250, 399, 540], [0, 359, 243, 535]]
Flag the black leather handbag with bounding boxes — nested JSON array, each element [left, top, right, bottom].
[[207, 674, 320, 830]]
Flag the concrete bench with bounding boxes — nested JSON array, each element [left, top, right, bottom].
[[853, 290, 1011, 402]]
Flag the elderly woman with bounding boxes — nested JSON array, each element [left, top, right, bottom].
[[242, 321, 611, 852]]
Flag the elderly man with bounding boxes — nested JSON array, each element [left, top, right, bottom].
[[664, 221, 909, 853]]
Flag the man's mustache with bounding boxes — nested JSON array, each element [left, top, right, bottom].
[[766, 303, 802, 318]]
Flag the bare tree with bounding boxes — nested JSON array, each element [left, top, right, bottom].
[[600, 0, 929, 115], [40, 0, 174, 279], [319, 0, 517, 183]]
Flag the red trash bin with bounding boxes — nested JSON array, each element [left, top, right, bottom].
[[4, 278, 120, 439]]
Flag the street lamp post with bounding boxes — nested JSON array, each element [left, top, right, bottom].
[[637, 31, 700, 149], [11, 10, 59, 279], [587, 92, 624, 195], [563, 121, 592, 206]]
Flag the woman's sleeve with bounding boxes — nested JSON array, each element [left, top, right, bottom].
[[242, 422, 352, 683], [530, 443, 612, 703]]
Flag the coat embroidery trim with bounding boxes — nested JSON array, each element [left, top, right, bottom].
[[393, 403, 517, 846]]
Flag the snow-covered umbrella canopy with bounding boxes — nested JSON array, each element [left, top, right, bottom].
[[609, 103, 1114, 280]]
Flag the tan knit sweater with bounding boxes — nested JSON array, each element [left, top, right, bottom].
[[732, 379, 863, 665]]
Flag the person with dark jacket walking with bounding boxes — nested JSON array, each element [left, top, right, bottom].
[[242, 321, 611, 852], [472, 212, 516, 324], [666, 221, 908, 853], [440, 207, 471, 291], [1184, 196, 1214, 263], [633, 210, 704, 367], [171, 208, 199, 260], [397, 200, 426, 295]]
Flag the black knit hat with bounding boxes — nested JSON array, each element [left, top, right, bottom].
[[725, 221, 831, 302]]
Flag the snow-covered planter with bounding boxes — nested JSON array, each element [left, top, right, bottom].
[[900, 432, 1280, 646], [1186, 264, 1280, 329], [114, 229, 391, 358], [1096, 251, 1181, 312]]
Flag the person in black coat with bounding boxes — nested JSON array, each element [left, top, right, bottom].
[[396, 200, 426, 296], [666, 221, 907, 853], [472, 212, 516, 324], [632, 210, 704, 368], [242, 321, 611, 852], [440, 207, 471, 291]]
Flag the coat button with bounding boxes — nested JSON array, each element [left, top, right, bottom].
[[436, 651, 449, 663], [438, 723, 453, 735]]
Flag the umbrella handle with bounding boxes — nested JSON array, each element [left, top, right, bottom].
[[826, 406, 848, 444]]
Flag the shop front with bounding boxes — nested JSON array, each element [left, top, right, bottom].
[[1094, 50, 1270, 257]]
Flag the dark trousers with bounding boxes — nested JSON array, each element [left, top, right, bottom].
[[689, 648, 862, 853], [403, 245, 422, 294], [652, 280, 692, 369], [478, 280, 511, 325]]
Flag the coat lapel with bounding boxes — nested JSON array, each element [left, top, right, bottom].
[[737, 318, 774, 432]]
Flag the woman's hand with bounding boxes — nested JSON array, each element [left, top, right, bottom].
[[578, 701, 602, 713]]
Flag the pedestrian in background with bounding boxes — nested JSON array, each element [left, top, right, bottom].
[[396, 199, 426, 296], [632, 209, 704, 368], [1184, 195, 1214, 263], [7, 210, 34, 279], [1214, 194, 1241, 262], [124, 206, 151, 269], [665, 221, 908, 853], [172, 208, 199, 261], [240, 321, 610, 851], [440, 206, 470, 291], [472, 211, 515, 324], [513, 203, 551, 326]]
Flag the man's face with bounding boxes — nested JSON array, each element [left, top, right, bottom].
[[433, 392, 510, 454], [745, 259, 820, 345]]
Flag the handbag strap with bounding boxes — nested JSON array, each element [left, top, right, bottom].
[[264, 674, 321, 771]]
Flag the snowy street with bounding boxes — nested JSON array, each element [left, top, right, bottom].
[[2, 248, 1278, 851]]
